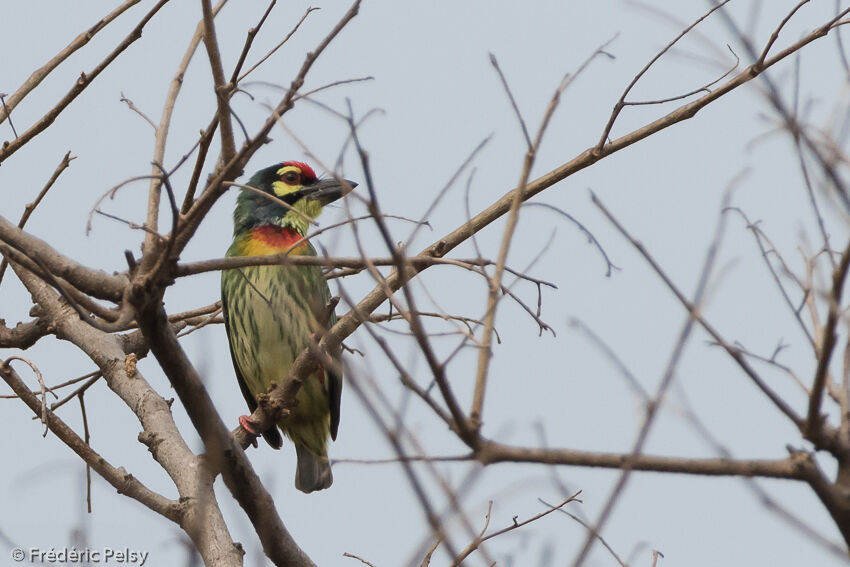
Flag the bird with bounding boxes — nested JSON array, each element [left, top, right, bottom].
[[221, 160, 356, 493]]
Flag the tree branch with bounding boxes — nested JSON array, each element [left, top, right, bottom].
[[0, 215, 126, 301], [476, 440, 813, 479], [0, 362, 180, 522], [0, 0, 171, 164], [131, 297, 315, 567], [0, 0, 141, 125], [10, 263, 243, 567]]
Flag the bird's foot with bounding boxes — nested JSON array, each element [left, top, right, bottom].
[[239, 415, 260, 448]]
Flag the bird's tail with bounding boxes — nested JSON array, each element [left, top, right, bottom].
[[294, 443, 333, 493]]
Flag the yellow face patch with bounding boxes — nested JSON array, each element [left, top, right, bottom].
[[268, 164, 323, 235], [272, 165, 303, 197]]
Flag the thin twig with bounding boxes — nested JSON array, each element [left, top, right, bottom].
[[0, 370, 98, 401], [0, 94, 18, 138], [807, 239, 850, 441], [625, 44, 740, 106], [592, 195, 806, 431], [573, 188, 729, 567], [756, 0, 811, 68], [0, 362, 179, 521], [238, 7, 320, 83], [343, 552, 378, 567], [2, 356, 56, 436], [0, 0, 170, 164], [230, 0, 277, 82], [0, 0, 142, 126], [523, 201, 619, 277], [78, 394, 92, 513], [596, 0, 732, 149], [450, 493, 582, 567], [472, 38, 615, 432], [0, 151, 74, 288], [144, 0, 228, 252], [539, 498, 627, 567], [50, 373, 102, 413], [222, 181, 318, 226], [119, 92, 157, 130], [489, 54, 532, 149]]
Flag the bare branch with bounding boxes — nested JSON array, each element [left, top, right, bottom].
[[0, 151, 74, 288], [807, 239, 850, 441], [0, 0, 171, 164], [3, 356, 56, 435], [539, 498, 627, 567], [450, 494, 582, 567], [200, 0, 236, 163], [11, 260, 243, 566], [130, 299, 316, 567], [237, 7, 320, 83], [343, 552, 378, 567], [0, 216, 126, 301], [0, 362, 180, 522], [174, 0, 362, 257], [596, 0, 733, 148], [119, 92, 157, 130], [0, 94, 17, 138], [230, 0, 277, 82], [0, 319, 50, 350], [144, 0, 228, 253], [472, 37, 615, 432], [0, 0, 142, 125], [756, 0, 811, 68], [476, 440, 816, 480], [489, 54, 531, 149], [625, 44, 740, 106], [591, 193, 807, 433]]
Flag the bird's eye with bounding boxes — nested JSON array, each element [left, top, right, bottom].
[[283, 171, 301, 185]]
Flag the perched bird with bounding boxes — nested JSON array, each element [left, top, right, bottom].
[[221, 161, 356, 493]]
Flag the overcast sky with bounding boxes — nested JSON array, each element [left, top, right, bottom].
[[2, 1, 849, 566]]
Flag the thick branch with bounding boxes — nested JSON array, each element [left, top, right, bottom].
[[476, 441, 811, 479], [233, 4, 850, 472], [11, 264, 242, 567], [0, 319, 49, 349], [0, 215, 126, 301], [327, 9, 850, 353], [131, 296, 315, 567], [176, 254, 500, 276]]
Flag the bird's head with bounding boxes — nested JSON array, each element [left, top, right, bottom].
[[233, 161, 357, 236]]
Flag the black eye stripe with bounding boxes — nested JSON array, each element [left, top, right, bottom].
[[280, 190, 305, 205]]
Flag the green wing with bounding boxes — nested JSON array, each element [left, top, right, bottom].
[[308, 261, 342, 441], [221, 268, 284, 449], [325, 308, 342, 440]]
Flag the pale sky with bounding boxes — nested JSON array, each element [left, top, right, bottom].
[[1, 1, 849, 566]]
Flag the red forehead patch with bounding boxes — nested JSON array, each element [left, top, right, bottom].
[[281, 161, 317, 181]]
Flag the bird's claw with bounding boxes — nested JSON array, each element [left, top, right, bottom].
[[239, 415, 260, 447]]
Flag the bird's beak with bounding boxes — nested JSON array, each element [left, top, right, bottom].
[[303, 177, 358, 206]]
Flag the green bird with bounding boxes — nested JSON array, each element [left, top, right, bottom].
[[221, 161, 355, 493]]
